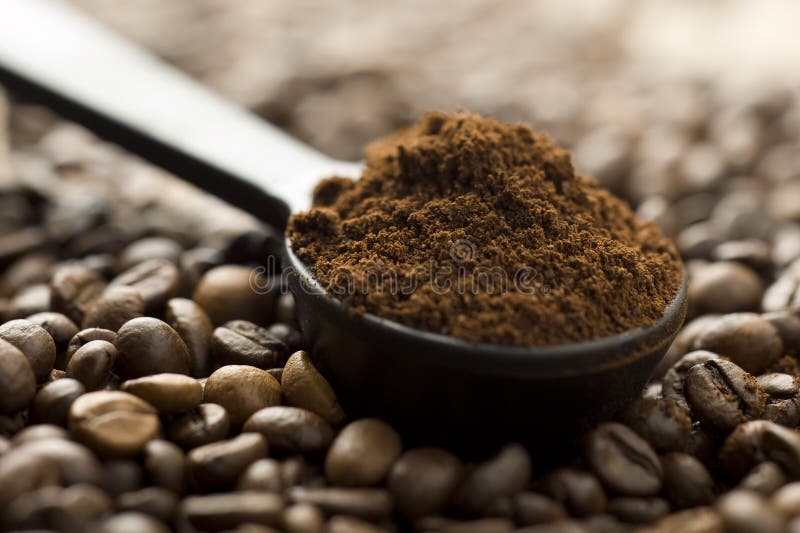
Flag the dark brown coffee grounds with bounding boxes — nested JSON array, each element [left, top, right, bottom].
[[288, 112, 682, 346]]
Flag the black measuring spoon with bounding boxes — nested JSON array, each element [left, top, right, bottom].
[[0, 0, 687, 448]]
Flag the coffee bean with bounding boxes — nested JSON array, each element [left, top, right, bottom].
[[712, 239, 772, 274], [283, 503, 324, 533], [282, 351, 345, 426], [585, 423, 662, 496], [326, 516, 392, 533], [66, 339, 117, 390], [29, 377, 85, 426], [25, 311, 79, 361], [325, 418, 401, 487], [237, 458, 284, 493], [102, 460, 144, 498], [167, 403, 230, 449], [0, 337, 36, 414], [81, 286, 145, 331], [661, 350, 721, 405], [108, 258, 181, 312], [143, 439, 186, 494], [268, 323, 303, 353], [2, 485, 108, 532], [684, 359, 766, 432], [0, 447, 60, 507], [204, 365, 282, 427], [542, 468, 607, 517], [243, 406, 334, 455], [116, 487, 179, 523], [165, 297, 213, 378], [771, 482, 800, 517], [761, 422, 800, 478], [0, 318, 56, 381], [181, 492, 284, 531], [287, 487, 392, 522], [274, 293, 297, 326], [453, 443, 532, 516], [716, 490, 784, 533], [758, 373, 798, 398], [620, 397, 692, 453], [69, 390, 160, 457], [689, 261, 764, 314], [660, 453, 715, 508], [510, 492, 567, 526], [655, 315, 721, 378], [738, 462, 787, 495], [121, 373, 202, 414], [386, 446, 463, 519], [12, 424, 69, 445], [193, 265, 276, 326], [65, 327, 116, 368], [188, 432, 267, 490], [114, 317, 191, 377], [0, 412, 25, 437], [719, 420, 800, 480], [607, 497, 670, 524], [638, 507, 723, 533], [117, 237, 183, 271], [180, 246, 225, 290], [50, 263, 106, 324], [765, 396, 800, 427], [14, 437, 103, 485], [693, 313, 783, 374], [764, 311, 800, 356], [211, 320, 288, 369], [94, 512, 170, 533]]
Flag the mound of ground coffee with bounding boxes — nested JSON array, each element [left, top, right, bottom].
[[288, 112, 682, 345]]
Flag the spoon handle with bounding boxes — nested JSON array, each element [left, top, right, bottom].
[[0, 0, 350, 227]]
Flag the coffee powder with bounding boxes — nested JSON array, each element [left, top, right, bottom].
[[288, 112, 682, 345]]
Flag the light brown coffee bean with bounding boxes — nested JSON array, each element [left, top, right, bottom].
[[108, 258, 181, 312], [211, 320, 288, 369], [716, 490, 784, 533], [121, 373, 202, 414], [204, 365, 282, 427], [0, 319, 56, 381], [693, 313, 784, 374], [188, 432, 267, 490], [29, 377, 85, 426], [387, 446, 463, 519], [66, 340, 117, 390], [181, 492, 284, 531], [65, 327, 116, 368], [116, 487, 179, 523], [165, 297, 213, 378], [0, 337, 36, 414], [325, 418, 401, 487], [12, 424, 69, 445], [81, 285, 145, 331], [287, 487, 392, 522], [325, 515, 392, 533], [69, 390, 160, 457], [738, 462, 788, 495], [586, 423, 662, 496], [50, 263, 106, 324], [94, 512, 170, 533], [542, 467, 607, 518], [244, 406, 334, 455], [283, 503, 324, 533], [143, 439, 186, 494], [193, 265, 275, 326], [638, 506, 723, 533], [237, 458, 284, 493], [454, 443, 532, 516], [114, 317, 190, 378], [282, 351, 345, 426]]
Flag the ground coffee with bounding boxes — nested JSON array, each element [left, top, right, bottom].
[[288, 112, 682, 345]]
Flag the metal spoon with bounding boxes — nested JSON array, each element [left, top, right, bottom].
[[0, 0, 687, 446]]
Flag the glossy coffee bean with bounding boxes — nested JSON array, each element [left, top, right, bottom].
[[237, 458, 284, 493], [243, 406, 334, 455], [586, 423, 662, 496], [204, 365, 282, 427], [0, 446, 60, 507], [66, 339, 117, 390], [693, 313, 784, 374], [29, 377, 85, 426], [543, 467, 607, 518], [283, 503, 324, 533], [108, 258, 181, 312], [771, 482, 800, 517], [121, 373, 202, 414], [758, 373, 798, 398], [326, 515, 393, 533], [661, 350, 721, 405], [68, 390, 160, 457], [114, 317, 190, 377], [81, 285, 145, 331], [453, 443, 532, 516], [510, 492, 567, 526], [165, 297, 213, 378], [94, 512, 170, 533], [65, 327, 116, 368], [117, 237, 183, 271], [684, 359, 766, 432], [738, 462, 788, 495], [0, 337, 36, 414], [268, 323, 303, 353], [607, 497, 670, 524], [639, 507, 723, 533], [193, 265, 276, 326], [167, 403, 230, 449], [282, 351, 345, 426], [287, 486, 392, 522], [13, 437, 103, 485], [143, 439, 186, 494], [716, 490, 784, 533], [765, 396, 800, 427], [719, 420, 800, 480], [187, 432, 267, 490], [325, 418, 402, 487], [181, 491, 284, 531], [387, 446, 463, 519], [211, 320, 288, 369], [25, 311, 79, 361], [620, 397, 692, 453], [8, 284, 51, 320], [0, 318, 56, 382], [660, 453, 715, 508], [50, 263, 106, 324]]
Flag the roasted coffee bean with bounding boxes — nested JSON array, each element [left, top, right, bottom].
[[180, 246, 225, 289], [143, 439, 186, 494], [108, 258, 181, 312], [69, 390, 160, 457], [0, 318, 56, 381], [660, 452, 715, 508], [638, 506, 723, 533], [121, 373, 202, 414], [237, 458, 284, 492], [167, 403, 230, 449], [655, 315, 721, 378], [204, 365, 282, 427], [765, 396, 800, 427], [620, 397, 692, 453], [12, 424, 69, 445], [692, 313, 783, 374], [287, 486, 392, 521], [94, 512, 170, 533], [282, 351, 345, 426], [81, 285, 145, 331], [543, 468, 607, 517], [243, 406, 334, 455], [771, 482, 800, 517], [181, 492, 284, 531], [102, 460, 144, 498], [0, 412, 25, 436], [211, 320, 288, 369], [268, 323, 303, 353], [453, 443, 531, 516], [116, 487, 179, 523], [114, 317, 190, 377], [684, 359, 766, 432], [50, 263, 106, 324], [689, 261, 764, 314], [716, 490, 784, 533], [764, 312, 800, 356], [738, 462, 787, 495], [25, 311, 79, 361], [0, 447, 60, 507], [758, 373, 798, 398], [13, 437, 103, 485], [386, 446, 463, 519], [586, 423, 662, 496], [510, 492, 567, 526], [0, 337, 36, 414], [117, 237, 183, 271], [607, 497, 670, 524], [661, 350, 721, 405], [165, 297, 213, 378], [325, 418, 402, 487], [193, 265, 276, 326], [66, 339, 117, 390], [29, 377, 85, 426], [187, 432, 267, 490], [65, 327, 116, 367], [283, 503, 324, 533], [1, 253, 56, 292], [2, 484, 110, 532], [326, 516, 392, 533], [719, 420, 800, 480], [274, 292, 297, 326]]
